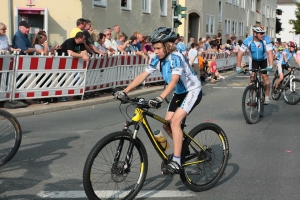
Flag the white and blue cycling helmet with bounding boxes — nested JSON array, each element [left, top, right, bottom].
[[252, 24, 266, 33]]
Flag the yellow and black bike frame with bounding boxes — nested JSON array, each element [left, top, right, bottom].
[[121, 107, 208, 169]]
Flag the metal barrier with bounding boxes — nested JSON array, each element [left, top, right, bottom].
[[0, 54, 15, 101]]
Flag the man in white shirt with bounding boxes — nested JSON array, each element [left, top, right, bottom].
[[104, 29, 118, 55], [188, 43, 200, 79]]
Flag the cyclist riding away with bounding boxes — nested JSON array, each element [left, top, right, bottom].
[[114, 27, 202, 175], [274, 41, 297, 93], [236, 24, 274, 105]]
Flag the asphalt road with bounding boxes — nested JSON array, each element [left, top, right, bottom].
[[1, 66, 300, 200]]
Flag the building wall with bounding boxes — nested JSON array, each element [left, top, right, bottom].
[[276, 4, 300, 45], [0, 0, 172, 46], [0, 1, 12, 43]]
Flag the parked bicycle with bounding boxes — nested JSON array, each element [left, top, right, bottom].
[[242, 68, 266, 124], [83, 91, 229, 200], [271, 66, 300, 105], [0, 109, 22, 167]]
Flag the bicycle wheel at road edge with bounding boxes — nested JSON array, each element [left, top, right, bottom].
[[0, 109, 22, 167], [83, 131, 148, 200], [180, 122, 229, 192], [242, 85, 261, 124], [271, 76, 281, 100], [283, 78, 300, 105]]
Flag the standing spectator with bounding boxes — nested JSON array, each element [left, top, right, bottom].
[[188, 43, 200, 79], [116, 32, 130, 54], [93, 32, 108, 56], [0, 22, 20, 53], [83, 19, 104, 55], [12, 21, 36, 55], [176, 35, 187, 56], [111, 25, 121, 40], [125, 36, 146, 59], [203, 36, 211, 51], [136, 33, 144, 51], [70, 18, 85, 38], [187, 37, 195, 50], [104, 29, 118, 55], [142, 36, 154, 54], [231, 36, 237, 47], [57, 32, 89, 61], [32, 31, 59, 55]]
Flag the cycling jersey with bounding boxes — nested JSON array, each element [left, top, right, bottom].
[[176, 42, 187, 55], [282, 49, 296, 65], [239, 35, 272, 61], [276, 52, 283, 64], [146, 52, 201, 94]]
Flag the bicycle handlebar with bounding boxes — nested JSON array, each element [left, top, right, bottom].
[[111, 89, 151, 109], [242, 68, 267, 75]]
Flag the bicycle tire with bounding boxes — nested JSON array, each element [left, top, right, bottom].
[[0, 109, 22, 167], [283, 78, 300, 105], [259, 83, 265, 117], [83, 131, 148, 200], [164, 82, 174, 104], [242, 85, 261, 124], [271, 76, 281, 100], [180, 122, 229, 192]]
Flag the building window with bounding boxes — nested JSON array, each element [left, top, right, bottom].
[[93, 0, 107, 7], [121, 0, 131, 10], [142, 0, 151, 13], [266, 6, 270, 18], [219, 1, 222, 23], [160, 0, 167, 16], [239, 22, 244, 36], [226, 0, 232, 4], [262, 4, 265, 15], [225, 19, 231, 35], [206, 15, 215, 35], [251, 0, 255, 12], [240, 0, 245, 9]]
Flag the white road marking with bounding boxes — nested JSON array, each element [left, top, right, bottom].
[[232, 87, 246, 89], [212, 87, 228, 89], [37, 190, 197, 198], [236, 76, 249, 78]]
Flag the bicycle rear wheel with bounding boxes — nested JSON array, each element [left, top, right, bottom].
[[283, 78, 300, 105], [180, 123, 229, 192], [242, 85, 261, 124], [83, 131, 148, 200], [0, 109, 22, 167], [164, 82, 174, 104], [271, 76, 281, 100], [259, 83, 265, 117]]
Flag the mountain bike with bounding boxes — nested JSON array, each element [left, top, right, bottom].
[[163, 81, 174, 103], [271, 66, 300, 105], [242, 68, 266, 124], [83, 92, 229, 200], [0, 109, 22, 167]]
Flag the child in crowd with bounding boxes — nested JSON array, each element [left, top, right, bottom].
[[209, 56, 225, 83]]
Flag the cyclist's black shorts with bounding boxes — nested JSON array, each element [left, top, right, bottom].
[[252, 59, 268, 74], [168, 89, 202, 114], [281, 64, 290, 73]]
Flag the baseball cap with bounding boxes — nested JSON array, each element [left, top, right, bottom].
[[19, 21, 30, 28]]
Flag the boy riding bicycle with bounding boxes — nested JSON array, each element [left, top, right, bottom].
[[236, 24, 274, 105], [114, 27, 202, 175]]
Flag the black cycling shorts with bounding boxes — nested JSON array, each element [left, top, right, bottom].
[[167, 89, 202, 114], [252, 59, 268, 74]]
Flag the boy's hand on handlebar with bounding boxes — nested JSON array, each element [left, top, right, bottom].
[[148, 96, 163, 109], [114, 90, 127, 99]]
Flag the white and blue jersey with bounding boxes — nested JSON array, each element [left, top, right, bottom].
[[177, 42, 187, 55], [145, 52, 201, 94], [282, 49, 296, 65], [276, 52, 283, 64], [239, 35, 273, 61]]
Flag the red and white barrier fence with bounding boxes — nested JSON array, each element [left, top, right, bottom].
[[0, 52, 249, 102]]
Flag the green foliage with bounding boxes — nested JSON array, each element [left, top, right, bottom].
[[289, 2, 300, 34]]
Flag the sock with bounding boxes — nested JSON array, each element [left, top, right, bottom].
[[172, 155, 181, 166]]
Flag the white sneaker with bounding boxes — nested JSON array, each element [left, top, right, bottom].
[[264, 97, 270, 105], [219, 76, 225, 79]]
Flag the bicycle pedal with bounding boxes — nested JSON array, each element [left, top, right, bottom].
[[161, 171, 173, 177]]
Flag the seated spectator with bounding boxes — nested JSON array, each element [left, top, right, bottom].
[[209, 56, 225, 83], [32, 31, 60, 55], [125, 36, 146, 58], [93, 33, 108, 56], [12, 21, 36, 55], [116, 32, 130, 54], [104, 29, 118, 55], [0, 22, 20, 53]]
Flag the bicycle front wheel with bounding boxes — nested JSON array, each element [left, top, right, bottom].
[[180, 123, 229, 192], [259, 83, 265, 117], [164, 82, 174, 104], [242, 85, 261, 124], [0, 109, 22, 167], [83, 131, 148, 200], [283, 78, 300, 105]]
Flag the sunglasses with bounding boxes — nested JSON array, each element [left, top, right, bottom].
[[106, 33, 111, 36], [1, 28, 6, 31], [255, 32, 265, 35]]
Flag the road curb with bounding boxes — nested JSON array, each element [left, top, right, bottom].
[[7, 86, 164, 118]]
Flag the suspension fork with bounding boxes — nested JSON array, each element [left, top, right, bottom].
[[115, 122, 140, 173]]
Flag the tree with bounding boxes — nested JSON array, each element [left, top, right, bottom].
[[289, 2, 300, 34]]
